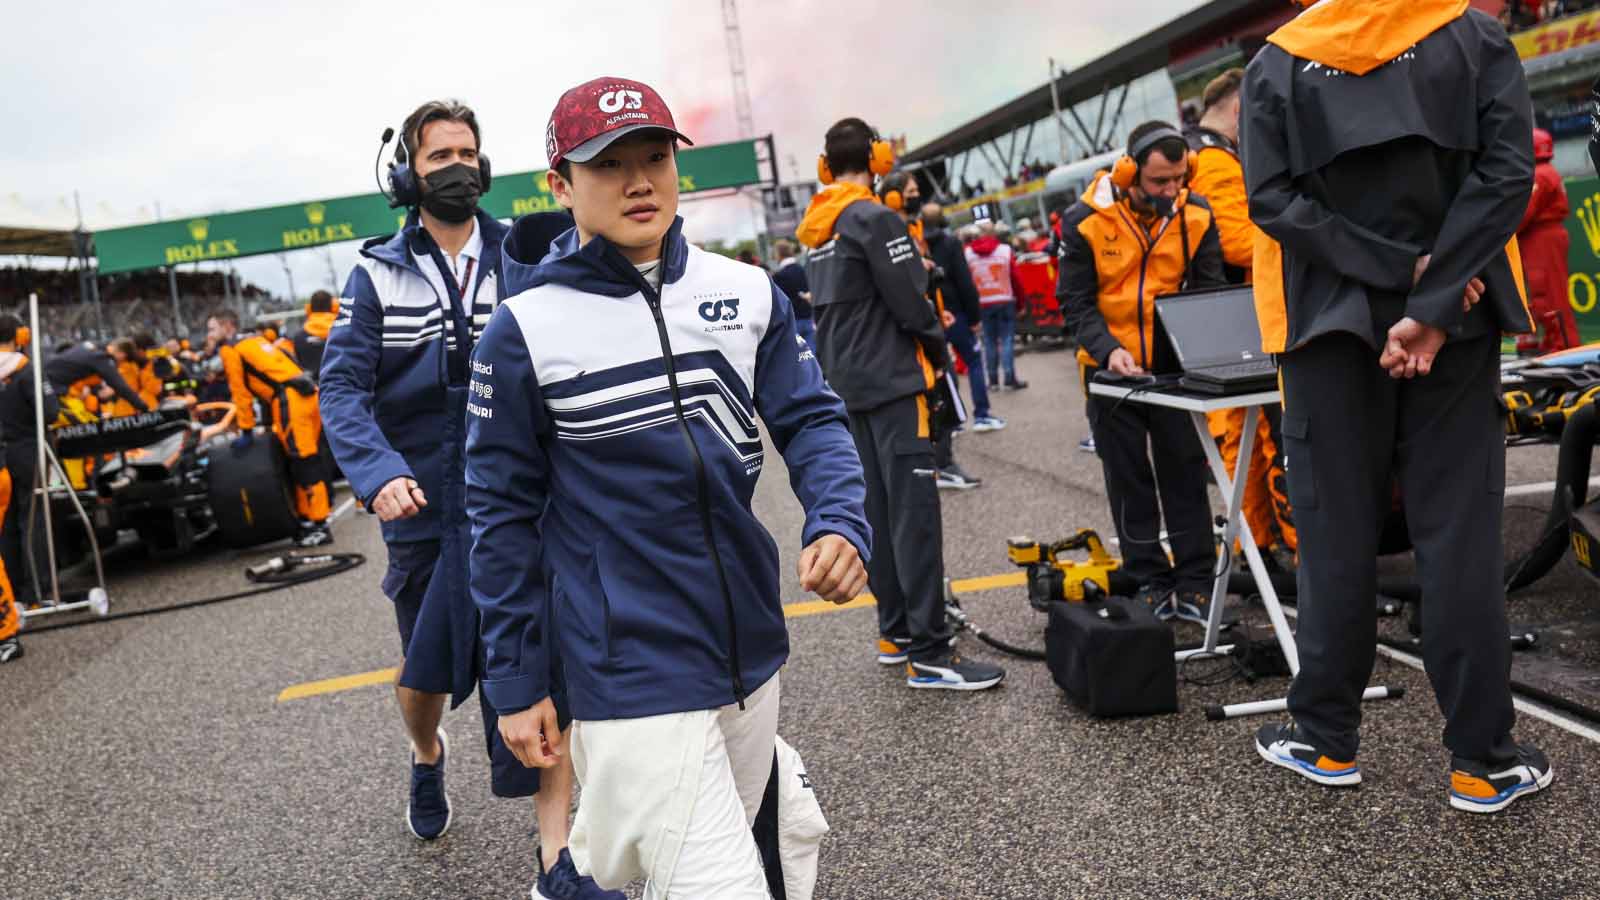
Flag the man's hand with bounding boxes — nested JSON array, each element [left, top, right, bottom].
[[798, 534, 868, 604], [1463, 276, 1485, 312], [497, 698, 564, 769], [1379, 317, 1448, 379], [1107, 348, 1145, 377], [372, 476, 427, 522], [940, 309, 956, 329]]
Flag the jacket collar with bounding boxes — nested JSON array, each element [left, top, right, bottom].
[[361, 207, 508, 278], [501, 214, 691, 299]]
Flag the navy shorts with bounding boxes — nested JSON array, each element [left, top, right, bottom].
[[381, 537, 569, 798]]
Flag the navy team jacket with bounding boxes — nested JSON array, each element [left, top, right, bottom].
[[466, 212, 871, 721], [320, 208, 505, 545]]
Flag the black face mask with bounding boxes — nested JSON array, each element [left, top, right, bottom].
[[1149, 194, 1175, 218], [420, 162, 482, 223], [900, 194, 925, 217], [922, 212, 947, 231]]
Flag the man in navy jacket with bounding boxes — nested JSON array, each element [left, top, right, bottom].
[[467, 77, 869, 895], [320, 99, 614, 899]]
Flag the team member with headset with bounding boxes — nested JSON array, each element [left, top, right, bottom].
[[467, 76, 866, 895], [1056, 121, 1226, 624], [798, 117, 1006, 689], [320, 101, 609, 898], [1243, 0, 1550, 813], [874, 172, 988, 491], [1186, 68, 1297, 570]]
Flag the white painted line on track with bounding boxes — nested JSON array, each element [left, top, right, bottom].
[[1505, 476, 1600, 499], [1277, 604, 1600, 746], [1374, 640, 1600, 745], [330, 497, 357, 523]]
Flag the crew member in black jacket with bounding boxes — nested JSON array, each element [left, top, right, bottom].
[[797, 116, 1004, 690], [1243, 0, 1550, 813]]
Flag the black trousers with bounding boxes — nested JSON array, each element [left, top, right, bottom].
[[1084, 382, 1215, 593], [1281, 332, 1516, 765], [3, 442, 41, 605], [848, 394, 952, 659]]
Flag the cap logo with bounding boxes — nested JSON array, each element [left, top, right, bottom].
[[545, 120, 559, 162], [598, 90, 644, 114]]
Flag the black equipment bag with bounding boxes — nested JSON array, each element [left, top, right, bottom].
[[206, 435, 298, 548], [1045, 597, 1178, 717]]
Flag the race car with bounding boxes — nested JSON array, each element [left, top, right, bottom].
[[1500, 342, 1600, 590], [48, 400, 302, 563]]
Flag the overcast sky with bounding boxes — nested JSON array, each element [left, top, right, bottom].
[[5, 0, 1200, 298]]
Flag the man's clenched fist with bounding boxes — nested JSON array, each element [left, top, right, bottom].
[[798, 534, 868, 604]]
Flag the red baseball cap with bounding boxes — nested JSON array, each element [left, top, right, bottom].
[[545, 77, 694, 169]]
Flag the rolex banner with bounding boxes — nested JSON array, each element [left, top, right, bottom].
[[92, 138, 765, 275], [1564, 177, 1600, 344]]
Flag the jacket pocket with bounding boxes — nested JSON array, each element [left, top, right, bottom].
[[1280, 412, 1318, 510]]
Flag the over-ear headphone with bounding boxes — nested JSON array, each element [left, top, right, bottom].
[[384, 124, 494, 209], [1110, 126, 1195, 191], [817, 129, 895, 185], [877, 171, 912, 212]]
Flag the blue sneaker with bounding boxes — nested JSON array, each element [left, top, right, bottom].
[[1078, 435, 1096, 454], [406, 728, 452, 840], [534, 847, 626, 899], [1449, 744, 1552, 814], [1255, 722, 1361, 787]]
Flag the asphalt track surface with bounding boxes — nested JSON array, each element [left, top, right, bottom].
[[8, 346, 1600, 899]]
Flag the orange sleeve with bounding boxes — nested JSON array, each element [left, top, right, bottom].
[[1190, 148, 1259, 275], [219, 344, 255, 430]]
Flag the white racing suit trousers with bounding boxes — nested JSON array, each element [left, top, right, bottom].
[[570, 672, 780, 898]]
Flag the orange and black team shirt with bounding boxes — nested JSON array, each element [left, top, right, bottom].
[[1242, 0, 1534, 354], [1055, 171, 1227, 372], [218, 334, 311, 430], [1185, 127, 1257, 285]]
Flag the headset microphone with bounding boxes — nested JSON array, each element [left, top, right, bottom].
[[374, 128, 397, 204]]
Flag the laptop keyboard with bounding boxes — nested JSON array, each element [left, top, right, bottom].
[[1197, 362, 1276, 380]]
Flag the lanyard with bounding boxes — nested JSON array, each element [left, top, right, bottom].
[[450, 256, 476, 300]]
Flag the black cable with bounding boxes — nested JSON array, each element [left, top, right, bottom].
[[969, 627, 1047, 661], [22, 552, 365, 635]]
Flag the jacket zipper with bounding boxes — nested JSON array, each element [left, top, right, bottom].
[[1115, 207, 1173, 369], [613, 250, 749, 709]]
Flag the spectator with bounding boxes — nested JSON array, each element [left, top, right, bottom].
[[966, 221, 1028, 390]]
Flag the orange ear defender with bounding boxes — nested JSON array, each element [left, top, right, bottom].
[[818, 129, 896, 185], [882, 189, 903, 211], [817, 154, 834, 185], [867, 137, 895, 176], [16, 326, 30, 350], [1110, 126, 1195, 191]]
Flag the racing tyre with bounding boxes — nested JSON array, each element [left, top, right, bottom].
[[206, 435, 298, 548]]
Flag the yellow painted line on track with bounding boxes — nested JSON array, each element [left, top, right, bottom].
[[277, 667, 397, 703], [276, 571, 1026, 702]]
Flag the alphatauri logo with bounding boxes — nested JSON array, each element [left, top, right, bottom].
[[698, 298, 740, 322], [598, 90, 644, 113]]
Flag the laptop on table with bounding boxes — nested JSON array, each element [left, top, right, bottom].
[[1154, 287, 1278, 395]]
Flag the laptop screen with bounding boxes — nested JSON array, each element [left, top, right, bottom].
[[1155, 288, 1267, 371]]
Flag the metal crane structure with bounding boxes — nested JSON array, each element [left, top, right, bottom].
[[722, 0, 755, 140]]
